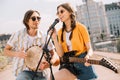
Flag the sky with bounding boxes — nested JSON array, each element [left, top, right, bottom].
[[0, 0, 119, 34]]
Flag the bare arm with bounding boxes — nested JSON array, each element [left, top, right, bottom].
[[50, 49, 60, 66], [4, 44, 27, 58], [84, 42, 93, 66], [53, 38, 64, 57], [51, 29, 64, 57], [85, 42, 93, 57]]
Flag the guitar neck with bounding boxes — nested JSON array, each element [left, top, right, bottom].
[[69, 57, 100, 65], [61, 56, 118, 73]]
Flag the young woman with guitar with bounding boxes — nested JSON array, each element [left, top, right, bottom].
[[51, 3, 97, 80]]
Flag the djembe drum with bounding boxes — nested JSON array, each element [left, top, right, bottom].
[[25, 46, 46, 71]]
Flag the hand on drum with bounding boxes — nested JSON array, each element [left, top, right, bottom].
[[50, 51, 60, 66], [16, 48, 27, 58], [39, 60, 50, 70], [24, 46, 60, 71]]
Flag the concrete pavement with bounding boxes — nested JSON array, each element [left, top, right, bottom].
[[0, 51, 120, 80]]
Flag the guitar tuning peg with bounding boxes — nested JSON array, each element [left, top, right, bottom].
[[107, 62, 110, 65], [112, 67, 116, 70], [101, 58, 105, 61]]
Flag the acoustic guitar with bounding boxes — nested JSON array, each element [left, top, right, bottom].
[[60, 51, 118, 73]]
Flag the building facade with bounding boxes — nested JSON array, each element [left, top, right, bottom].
[[76, 0, 110, 42], [105, 2, 120, 37]]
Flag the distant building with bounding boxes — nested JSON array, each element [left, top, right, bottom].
[[76, 0, 110, 42], [0, 34, 11, 49], [105, 2, 120, 37], [95, 40, 117, 52]]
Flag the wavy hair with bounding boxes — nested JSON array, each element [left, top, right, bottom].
[[57, 3, 76, 42], [23, 10, 40, 30]]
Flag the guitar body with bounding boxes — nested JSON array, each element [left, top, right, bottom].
[[60, 51, 118, 73]]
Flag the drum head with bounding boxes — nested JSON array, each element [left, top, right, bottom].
[[25, 46, 43, 71]]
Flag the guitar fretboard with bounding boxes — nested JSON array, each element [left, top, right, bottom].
[[61, 56, 118, 73], [69, 57, 100, 65]]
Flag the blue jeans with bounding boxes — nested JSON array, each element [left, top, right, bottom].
[[60, 52, 98, 80], [74, 53, 98, 80], [16, 70, 46, 80]]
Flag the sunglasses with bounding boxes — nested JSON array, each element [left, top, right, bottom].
[[30, 16, 41, 21], [57, 10, 64, 15]]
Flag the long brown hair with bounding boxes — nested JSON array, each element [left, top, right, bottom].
[[57, 3, 76, 42], [23, 10, 40, 30]]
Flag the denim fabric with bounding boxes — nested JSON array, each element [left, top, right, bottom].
[[74, 53, 98, 80], [60, 52, 98, 80], [16, 70, 46, 80]]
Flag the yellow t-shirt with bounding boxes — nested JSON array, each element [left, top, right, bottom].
[[58, 22, 90, 56]]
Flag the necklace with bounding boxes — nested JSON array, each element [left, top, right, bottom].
[[65, 28, 72, 33]]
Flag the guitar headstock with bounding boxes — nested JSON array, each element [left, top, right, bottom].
[[99, 58, 118, 73]]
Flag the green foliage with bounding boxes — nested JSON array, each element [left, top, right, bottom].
[[0, 56, 8, 69], [0, 48, 4, 56], [100, 33, 104, 40], [100, 33, 106, 40]]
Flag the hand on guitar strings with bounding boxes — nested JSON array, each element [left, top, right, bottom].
[[84, 54, 91, 67]]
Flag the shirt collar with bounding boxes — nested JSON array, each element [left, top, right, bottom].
[[24, 28, 42, 38]]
